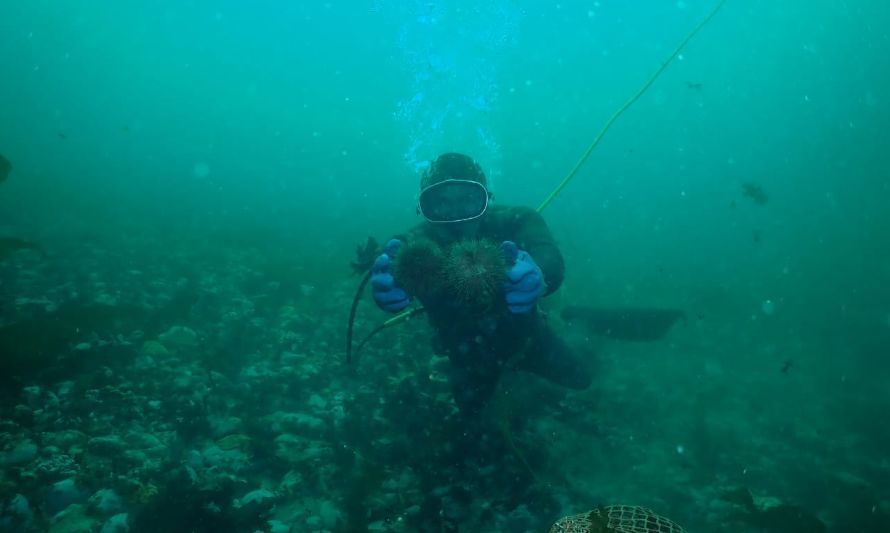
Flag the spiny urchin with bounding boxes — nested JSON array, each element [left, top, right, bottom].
[[443, 239, 507, 309], [393, 239, 445, 299]]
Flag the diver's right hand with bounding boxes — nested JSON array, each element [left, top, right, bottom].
[[371, 239, 411, 313]]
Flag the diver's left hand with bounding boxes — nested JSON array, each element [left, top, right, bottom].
[[501, 241, 545, 314]]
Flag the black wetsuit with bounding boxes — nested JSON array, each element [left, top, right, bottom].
[[398, 205, 592, 417]]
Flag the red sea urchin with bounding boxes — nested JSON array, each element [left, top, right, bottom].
[[443, 239, 506, 309]]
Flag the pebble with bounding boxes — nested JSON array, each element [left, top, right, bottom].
[[46, 479, 86, 517], [158, 325, 198, 347], [268, 519, 290, 533], [317, 500, 342, 529], [88, 435, 126, 456], [308, 394, 327, 410], [88, 489, 124, 516], [266, 411, 325, 434], [56, 381, 75, 397], [100, 513, 129, 533], [23, 385, 42, 406], [3, 494, 33, 525], [49, 504, 97, 533], [235, 488, 275, 509], [1, 439, 38, 466], [124, 431, 163, 450], [141, 340, 169, 357]]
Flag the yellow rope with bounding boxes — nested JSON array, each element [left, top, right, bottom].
[[536, 0, 728, 213]]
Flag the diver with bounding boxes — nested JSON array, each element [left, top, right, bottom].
[[371, 152, 592, 419]]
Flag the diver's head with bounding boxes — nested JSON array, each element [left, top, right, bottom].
[[418, 153, 491, 239]]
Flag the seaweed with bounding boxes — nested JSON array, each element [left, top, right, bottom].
[[351, 236, 380, 275]]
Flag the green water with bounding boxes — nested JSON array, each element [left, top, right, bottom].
[[1, 1, 889, 531]]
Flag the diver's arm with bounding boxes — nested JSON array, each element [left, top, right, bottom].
[[511, 207, 565, 295]]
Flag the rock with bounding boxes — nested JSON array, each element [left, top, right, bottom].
[[209, 415, 243, 438], [100, 513, 129, 533], [1, 438, 38, 466], [8, 493, 33, 518], [833, 470, 871, 491], [307, 394, 327, 410], [88, 435, 126, 456], [22, 385, 42, 407], [132, 355, 157, 370], [54, 484, 87, 519], [89, 489, 124, 516], [280, 351, 306, 365], [751, 503, 827, 532], [235, 488, 276, 510], [317, 500, 342, 529], [120, 450, 147, 466], [497, 504, 539, 532], [0, 494, 33, 529], [44, 391, 61, 410], [216, 434, 251, 452], [172, 374, 195, 390], [56, 381, 75, 397], [93, 293, 117, 306], [47, 430, 87, 451], [300, 441, 331, 461], [140, 340, 169, 357], [12, 404, 34, 424], [42, 445, 61, 456], [201, 445, 251, 473], [382, 470, 417, 493], [46, 478, 87, 517], [296, 362, 322, 379], [268, 519, 290, 533], [124, 431, 163, 450], [264, 411, 325, 435], [49, 504, 98, 533], [274, 434, 304, 464], [753, 493, 784, 511], [158, 326, 198, 348], [185, 450, 204, 470], [278, 470, 303, 496], [241, 363, 275, 379]]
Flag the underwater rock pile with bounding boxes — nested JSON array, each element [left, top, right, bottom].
[[0, 234, 888, 532]]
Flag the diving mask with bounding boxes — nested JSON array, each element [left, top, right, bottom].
[[418, 179, 491, 223]]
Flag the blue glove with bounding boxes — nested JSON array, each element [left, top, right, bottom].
[[371, 239, 411, 313], [501, 241, 545, 314]]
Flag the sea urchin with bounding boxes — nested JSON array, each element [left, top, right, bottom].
[[443, 239, 506, 309], [393, 239, 445, 300]]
